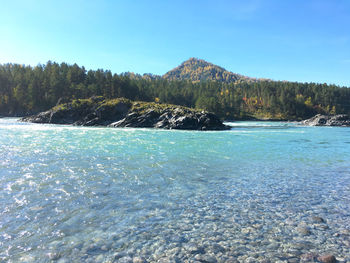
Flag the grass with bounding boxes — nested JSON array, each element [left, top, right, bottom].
[[52, 97, 204, 116], [96, 98, 132, 110], [52, 98, 94, 111], [131, 101, 203, 115]]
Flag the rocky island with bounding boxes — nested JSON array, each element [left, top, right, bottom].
[[301, 114, 350, 126], [22, 97, 230, 131]]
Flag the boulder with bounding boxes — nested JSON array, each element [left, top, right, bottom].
[[301, 114, 350, 126]]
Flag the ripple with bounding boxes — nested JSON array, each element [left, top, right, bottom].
[[0, 119, 350, 262]]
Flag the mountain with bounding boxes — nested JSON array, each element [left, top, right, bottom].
[[122, 58, 268, 83], [162, 57, 265, 83]]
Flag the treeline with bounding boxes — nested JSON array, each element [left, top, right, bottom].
[[1, 61, 349, 120]]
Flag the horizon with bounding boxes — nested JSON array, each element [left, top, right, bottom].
[[1, 0, 349, 86]]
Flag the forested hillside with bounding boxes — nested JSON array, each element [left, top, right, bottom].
[[163, 58, 263, 83], [1, 60, 349, 120]]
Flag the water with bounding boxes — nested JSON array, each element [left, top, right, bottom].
[[0, 118, 349, 262]]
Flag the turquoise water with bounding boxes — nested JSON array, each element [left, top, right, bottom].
[[0, 118, 350, 262]]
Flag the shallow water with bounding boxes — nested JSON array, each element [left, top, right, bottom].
[[0, 118, 349, 262]]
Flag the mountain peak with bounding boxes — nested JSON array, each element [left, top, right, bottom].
[[163, 58, 258, 83], [185, 57, 211, 63], [181, 57, 226, 70]]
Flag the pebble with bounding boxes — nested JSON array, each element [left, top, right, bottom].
[[340, 229, 350, 235], [315, 224, 329, 230], [312, 216, 326, 223], [3, 170, 350, 263], [157, 257, 176, 263], [210, 243, 226, 254], [183, 243, 204, 254], [47, 252, 61, 260], [317, 254, 337, 263], [133, 256, 146, 263], [114, 252, 127, 260], [194, 254, 217, 263], [300, 253, 317, 261], [297, 226, 312, 236], [118, 256, 133, 263]]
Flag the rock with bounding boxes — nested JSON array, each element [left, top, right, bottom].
[[340, 229, 350, 235], [301, 114, 350, 126], [317, 254, 337, 263], [300, 253, 317, 261], [113, 252, 127, 260], [244, 257, 258, 263], [194, 254, 217, 263], [312, 216, 325, 223], [157, 257, 176, 263], [118, 256, 133, 263], [293, 241, 314, 250], [47, 252, 61, 260], [315, 224, 329, 230], [22, 97, 230, 131], [297, 226, 312, 236], [241, 227, 254, 234], [225, 257, 239, 263], [133, 256, 147, 263], [210, 243, 226, 254], [183, 242, 205, 254]]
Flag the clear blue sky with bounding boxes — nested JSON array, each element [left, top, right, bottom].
[[1, 0, 349, 86]]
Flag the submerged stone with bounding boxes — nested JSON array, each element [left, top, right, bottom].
[[317, 254, 337, 263], [312, 216, 325, 223], [297, 226, 312, 236]]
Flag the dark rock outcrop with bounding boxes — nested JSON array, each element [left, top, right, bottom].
[[109, 107, 228, 130], [301, 114, 350, 126], [22, 97, 230, 131], [22, 97, 131, 126]]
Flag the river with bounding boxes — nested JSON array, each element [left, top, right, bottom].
[[0, 118, 349, 262]]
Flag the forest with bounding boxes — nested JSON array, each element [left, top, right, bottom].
[[1, 61, 349, 120]]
